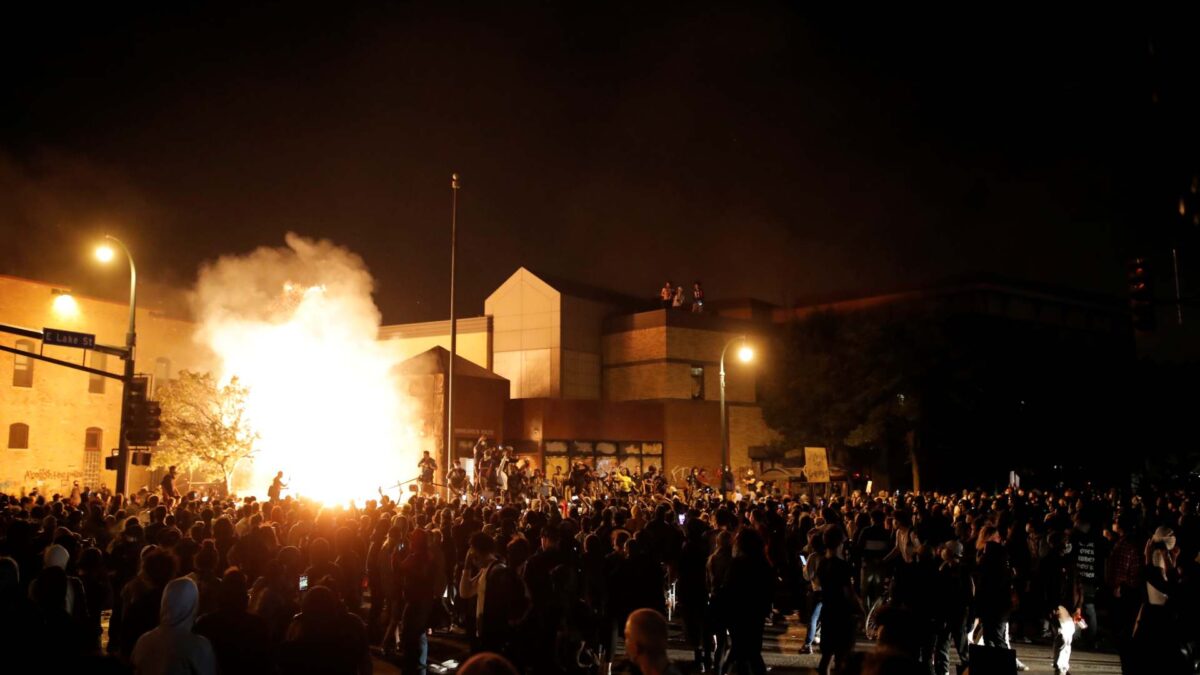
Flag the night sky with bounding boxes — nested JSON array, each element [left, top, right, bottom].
[[3, 4, 1198, 323]]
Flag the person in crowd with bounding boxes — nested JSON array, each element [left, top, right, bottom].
[[722, 527, 773, 675], [677, 517, 713, 671], [1106, 511, 1144, 672], [131, 577, 218, 675], [248, 558, 297, 644], [119, 549, 179, 659], [1132, 526, 1190, 674], [400, 528, 445, 675], [660, 282, 673, 309], [691, 282, 705, 313], [460, 531, 524, 655], [279, 585, 372, 675], [816, 526, 862, 675], [624, 608, 680, 675], [188, 540, 223, 617], [449, 460, 469, 499], [0, 475, 1196, 675], [800, 526, 826, 655], [671, 286, 685, 309], [973, 525, 1013, 649], [30, 564, 92, 657], [268, 472, 288, 502], [75, 547, 113, 649], [194, 569, 273, 674], [418, 451, 438, 495], [1050, 604, 1087, 675], [161, 466, 181, 504], [932, 540, 972, 675], [459, 652, 520, 675]]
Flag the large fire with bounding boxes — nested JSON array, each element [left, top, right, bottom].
[[192, 234, 418, 504]]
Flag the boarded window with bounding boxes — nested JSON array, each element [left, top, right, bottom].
[[12, 339, 34, 387], [89, 353, 107, 394], [8, 423, 29, 449]]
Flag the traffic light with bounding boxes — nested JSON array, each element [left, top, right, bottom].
[[126, 400, 162, 446], [123, 375, 163, 446], [1127, 257, 1154, 332], [131, 450, 153, 466], [105, 452, 119, 471]]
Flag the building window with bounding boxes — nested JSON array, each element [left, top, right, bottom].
[[89, 353, 107, 394], [153, 357, 172, 395], [83, 427, 102, 486], [12, 339, 34, 387], [691, 366, 705, 399], [8, 423, 29, 449]]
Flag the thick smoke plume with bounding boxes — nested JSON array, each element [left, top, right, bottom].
[[192, 233, 416, 502]]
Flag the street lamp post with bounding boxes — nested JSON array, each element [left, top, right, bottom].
[[719, 334, 753, 481], [96, 236, 137, 495], [446, 173, 459, 498]]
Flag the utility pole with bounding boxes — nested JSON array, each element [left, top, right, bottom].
[[98, 236, 138, 495], [447, 173, 460, 497]]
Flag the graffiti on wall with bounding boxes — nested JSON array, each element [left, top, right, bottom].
[[22, 469, 84, 493]]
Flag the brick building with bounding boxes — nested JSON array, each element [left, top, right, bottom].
[[0, 275, 207, 494], [385, 268, 779, 483]]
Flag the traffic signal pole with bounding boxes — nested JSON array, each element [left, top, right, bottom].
[[109, 235, 138, 496], [116, 351, 135, 494]]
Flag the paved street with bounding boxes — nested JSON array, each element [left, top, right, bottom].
[[373, 621, 1123, 675]]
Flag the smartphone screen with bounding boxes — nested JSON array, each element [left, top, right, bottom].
[[298, 575, 309, 592], [677, 514, 686, 525]]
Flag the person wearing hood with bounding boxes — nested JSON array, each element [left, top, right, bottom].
[[27, 543, 87, 621], [131, 577, 216, 674]]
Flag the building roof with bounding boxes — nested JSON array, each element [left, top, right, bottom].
[[394, 346, 508, 381], [522, 267, 656, 310], [782, 273, 1124, 315], [379, 316, 490, 340]]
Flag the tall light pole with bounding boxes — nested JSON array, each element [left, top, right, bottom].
[[95, 235, 137, 495], [719, 334, 754, 480], [446, 173, 460, 496]]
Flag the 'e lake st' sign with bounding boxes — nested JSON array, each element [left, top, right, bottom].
[[43, 328, 96, 349]]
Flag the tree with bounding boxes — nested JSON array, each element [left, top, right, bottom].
[[760, 310, 957, 491], [154, 370, 257, 494]]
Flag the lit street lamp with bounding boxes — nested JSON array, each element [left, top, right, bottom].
[[95, 236, 138, 494], [51, 289, 79, 319], [719, 334, 754, 478]]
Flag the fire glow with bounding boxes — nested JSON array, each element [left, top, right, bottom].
[[193, 234, 418, 504]]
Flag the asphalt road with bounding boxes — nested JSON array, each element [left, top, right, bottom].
[[373, 621, 1123, 675]]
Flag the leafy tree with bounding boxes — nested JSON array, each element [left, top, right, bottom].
[[154, 370, 257, 494], [761, 310, 958, 491]]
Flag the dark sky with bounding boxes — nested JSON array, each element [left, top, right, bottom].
[[2, 3, 1198, 323]]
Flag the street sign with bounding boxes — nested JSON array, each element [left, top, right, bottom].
[[43, 328, 96, 349]]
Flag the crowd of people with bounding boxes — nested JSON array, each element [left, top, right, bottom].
[[659, 281, 704, 313], [435, 437, 679, 502], [0, 469, 1196, 675]]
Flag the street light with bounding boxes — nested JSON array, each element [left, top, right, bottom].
[[719, 334, 754, 485], [51, 289, 78, 318], [95, 235, 138, 494]]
